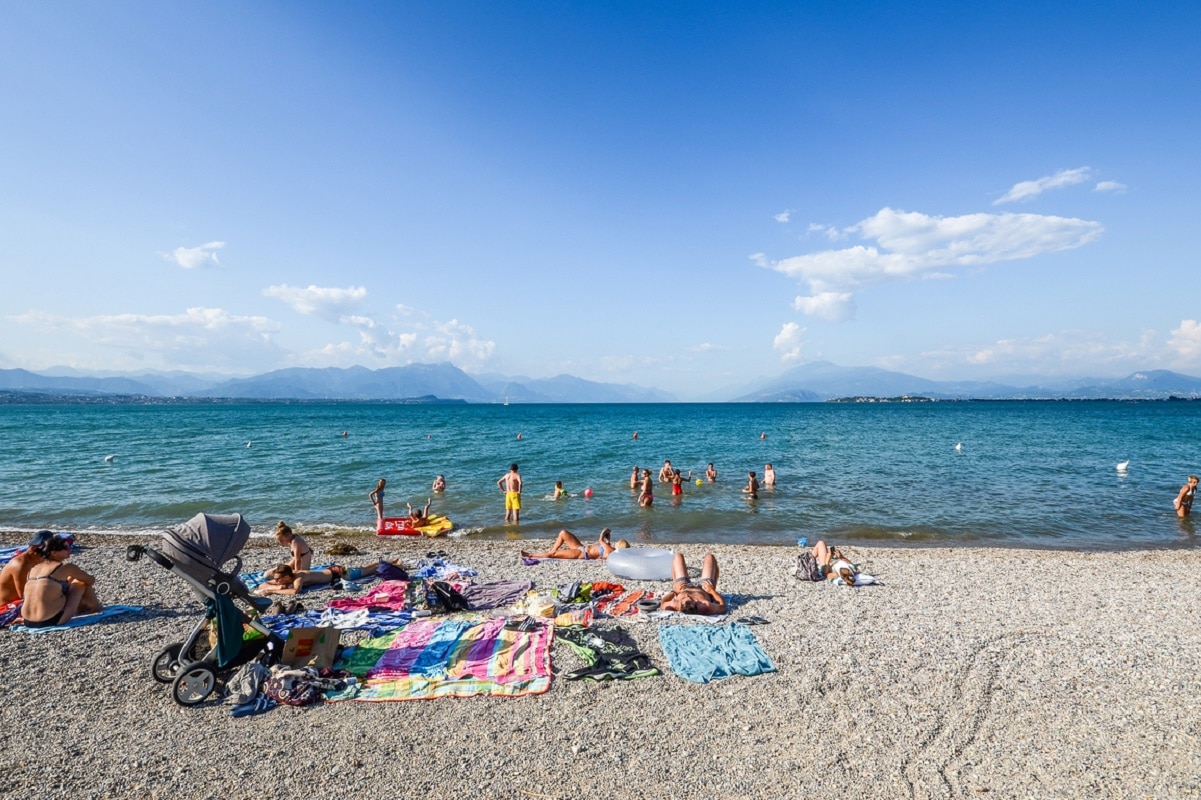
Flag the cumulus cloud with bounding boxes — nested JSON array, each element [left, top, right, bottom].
[[1169, 320, 1201, 361], [263, 284, 367, 319], [423, 319, 496, 366], [1095, 180, 1127, 194], [773, 322, 806, 362], [806, 223, 845, 241], [774, 210, 792, 223], [908, 329, 1159, 376], [11, 307, 281, 372], [994, 167, 1092, 205], [757, 207, 1102, 320], [165, 241, 225, 269], [792, 292, 855, 322]]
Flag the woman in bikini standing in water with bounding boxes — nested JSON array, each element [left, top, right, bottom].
[[370, 478, 386, 521], [21, 534, 101, 628]]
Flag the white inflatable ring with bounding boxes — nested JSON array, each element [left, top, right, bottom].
[[608, 547, 674, 581]]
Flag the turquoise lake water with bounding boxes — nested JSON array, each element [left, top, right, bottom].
[[0, 401, 1197, 550]]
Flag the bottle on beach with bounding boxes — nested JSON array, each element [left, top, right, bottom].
[[797, 537, 808, 549]]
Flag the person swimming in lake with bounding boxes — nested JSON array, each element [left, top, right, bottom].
[[671, 470, 692, 496], [1175, 475, 1199, 518], [638, 469, 654, 507], [369, 478, 386, 520], [553, 481, 569, 500], [630, 466, 641, 490], [658, 460, 676, 483], [743, 470, 760, 499], [763, 464, 776, 488], [520, 528, 629, 561], [432, 474, 446, 493], [658, 553, 725, 616], [20, 533, 102, 627], [705, 462, 717, 483]]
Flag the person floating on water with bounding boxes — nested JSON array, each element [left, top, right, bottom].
[[520, 528, 628, 561], [1175, 475, 1198, 518], [498, 463, 523, 523], [369, 478, 386, 521]]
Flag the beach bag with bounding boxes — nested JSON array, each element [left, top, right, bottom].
[[427, 580, 469, 612], [795, 552, 823, 582]]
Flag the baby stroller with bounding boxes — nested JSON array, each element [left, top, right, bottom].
[[127, 513, 284, 706]]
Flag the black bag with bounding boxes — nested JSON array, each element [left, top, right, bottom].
[[428, 580, 470, 612]]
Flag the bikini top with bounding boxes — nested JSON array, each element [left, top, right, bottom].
[[28, 564, 70, 595]]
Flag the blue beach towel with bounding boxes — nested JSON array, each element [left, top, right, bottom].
[[659, 623, 776, 684], [10, 605, 143, 634]]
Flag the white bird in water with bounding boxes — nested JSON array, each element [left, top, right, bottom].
[[103, 454, 116, 462], [1116, 460, 1130, 472], [246, 441, 253, 448], [954, 442, 963, 452]]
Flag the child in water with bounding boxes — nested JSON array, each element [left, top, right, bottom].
[[553, 481, 569, 500]]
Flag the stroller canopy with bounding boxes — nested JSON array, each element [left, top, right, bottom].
[[164, 513, 251, 573]]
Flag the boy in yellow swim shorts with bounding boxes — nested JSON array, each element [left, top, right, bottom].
[[497, 463, 523, 523]]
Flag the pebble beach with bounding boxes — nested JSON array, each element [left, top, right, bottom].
[[2, 532, 1199, 800]]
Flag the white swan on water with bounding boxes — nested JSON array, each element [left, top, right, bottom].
[[103, 454, 116, 462], [1116, 460, 1129, 472], [954, 442, 963, 452]]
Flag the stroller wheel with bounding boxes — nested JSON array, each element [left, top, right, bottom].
[[172, 661, 218, 706], [151, 643, 184, 683]]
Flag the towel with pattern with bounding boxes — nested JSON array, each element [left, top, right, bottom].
[[658, 623, 776, 683], [355, 616, 553, 701], [10, 605, 143, 634]]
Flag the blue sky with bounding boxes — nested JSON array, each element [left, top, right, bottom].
[[2, 1, 1198, 398]]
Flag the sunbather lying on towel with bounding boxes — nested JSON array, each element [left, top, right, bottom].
[[254, 560, 403, 596], [812, 540, 858, 584], [21, 533, 102, 628], [520, 528, 629, 561], [658, 553, 726, 616]]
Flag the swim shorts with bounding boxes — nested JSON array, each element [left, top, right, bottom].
[[505, 491, 521, 511]]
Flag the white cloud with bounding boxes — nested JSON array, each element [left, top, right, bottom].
[[1095, 180, 1127, 194], [423, 319, 496, 366], [263, 284, 367, 319], [1169, 320, 1201, 361], [773, 322, 806, 362], [758, 207, 1102, 318], [691, 342, 724, 353], [774, 210, 792, 223], [11, 307, 281, 372], [905, 329, 1160, 376], [806, 223, 846, 241], [165, 241, 225, 269], [994, 167, 1092, 205], [792, 291, 855, 322]]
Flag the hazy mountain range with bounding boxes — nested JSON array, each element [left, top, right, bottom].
[[2, 361, 1200, 402]]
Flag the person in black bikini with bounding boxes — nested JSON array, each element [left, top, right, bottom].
[[21, 534, 100, 628], [264, 521, 311, 582]]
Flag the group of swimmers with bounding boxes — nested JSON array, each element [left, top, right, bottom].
[[631, 459, 776, 506]]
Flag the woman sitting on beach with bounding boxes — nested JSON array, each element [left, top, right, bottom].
[[521, 528, 628, 561], [20, 533, 102, 628], [0, 530, 52, 605], [264, 522, 311, 582], [254, 559, 403, 596]]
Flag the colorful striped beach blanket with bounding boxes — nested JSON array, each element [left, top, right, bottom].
[[355, 616, 553, 701], [658, 623, 776, 684]]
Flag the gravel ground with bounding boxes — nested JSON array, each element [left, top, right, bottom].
[[1, 531, 1199, 800]]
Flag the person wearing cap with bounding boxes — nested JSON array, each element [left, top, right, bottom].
[[20, 533, 101, 627], [0, 531, 55, 605]]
